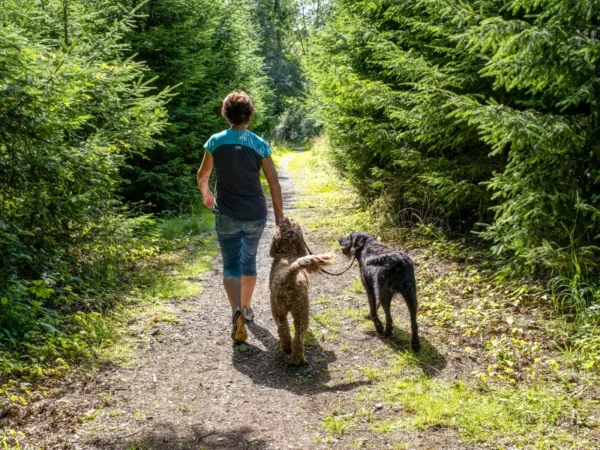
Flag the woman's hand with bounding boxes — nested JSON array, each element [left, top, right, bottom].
[[203, 192, 215, 209]]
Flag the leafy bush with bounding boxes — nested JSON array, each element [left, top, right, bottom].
[[0, 212, 162, 377], [0, 0, 171, 377]]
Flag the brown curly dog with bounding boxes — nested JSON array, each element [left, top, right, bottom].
[[269, 218, 334, 365]]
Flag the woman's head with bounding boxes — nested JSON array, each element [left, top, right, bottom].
[[221, 90, 255, 126]]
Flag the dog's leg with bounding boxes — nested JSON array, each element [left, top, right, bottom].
[[290, 300, 309, 365], [272, 301, 292, 354], [275, 314, 292, 354], [378, 290, 394, 337], [271, 293, 292, 353], [403, 284, 421, 352], [364, 300, 380, 320], [365, 282, 384, 335]]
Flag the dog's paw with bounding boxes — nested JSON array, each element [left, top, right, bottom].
[[383, 328, 393, 337], [290, 356, 307, 366], [411, 342, 421, 352], [374, 321, 385, 335]]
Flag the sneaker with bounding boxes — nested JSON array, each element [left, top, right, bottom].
[[231, 307, 247, 342], [243, 306, 255, 322]]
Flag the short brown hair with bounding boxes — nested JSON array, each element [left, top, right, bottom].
[[221, 90, 255, 125]]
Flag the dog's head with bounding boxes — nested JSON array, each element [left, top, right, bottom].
[[270, 218, 308, 258], [338, 232, 375, 257]]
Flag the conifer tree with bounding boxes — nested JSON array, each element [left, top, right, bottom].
[[311, 0, 600, 273], [0, 0, 169, 282]]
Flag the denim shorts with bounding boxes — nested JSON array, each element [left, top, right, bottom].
[[215, 213, 267, 279]]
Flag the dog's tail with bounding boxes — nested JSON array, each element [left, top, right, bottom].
[[286, 253, 335, 279]]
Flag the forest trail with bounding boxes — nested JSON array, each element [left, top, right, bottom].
[[6, 1, 600, 447], [16, 153, 472, 450]]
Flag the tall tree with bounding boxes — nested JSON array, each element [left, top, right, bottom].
[[310, 0, 600, 273], [0, 0, 169, 283], [249, 0, 304, 115]]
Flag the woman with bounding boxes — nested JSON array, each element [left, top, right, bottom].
[[197, 91, 284, 342]]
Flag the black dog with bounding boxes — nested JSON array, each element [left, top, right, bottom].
[[338, 232, 420, 351]]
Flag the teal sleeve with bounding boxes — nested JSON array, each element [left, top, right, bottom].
[[204, 136, 215, 155], [262, 141, 272, 158]]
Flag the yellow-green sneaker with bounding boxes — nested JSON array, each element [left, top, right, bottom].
[[231, 307, 247, 342]]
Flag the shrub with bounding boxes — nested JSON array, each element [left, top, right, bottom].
[[0, 0, 169, 285], [0, 0, 169, 376]]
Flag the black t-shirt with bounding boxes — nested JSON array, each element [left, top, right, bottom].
[[204, 129, 271, 221]]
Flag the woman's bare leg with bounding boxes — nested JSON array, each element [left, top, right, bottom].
[[223, 277, 241, 310], [241, 275, 257, 309]]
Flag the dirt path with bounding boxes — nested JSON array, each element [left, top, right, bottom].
[[16, 154, 474, 450]]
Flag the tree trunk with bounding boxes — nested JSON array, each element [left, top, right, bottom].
[[63, 0, 69, 46]]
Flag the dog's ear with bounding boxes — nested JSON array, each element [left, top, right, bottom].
[[351, 233, 367, 254]]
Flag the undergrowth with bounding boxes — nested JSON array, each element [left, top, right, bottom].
[[0, 207, 216, 380]]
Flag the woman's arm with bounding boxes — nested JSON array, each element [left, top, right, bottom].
[[262, 156, 284, 224], [197, 151, 215, 208]]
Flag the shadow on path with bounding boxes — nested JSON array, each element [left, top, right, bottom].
[[362, 326, 447, 377], [231, 321, 371, 395], [92, 423, 267, 450]]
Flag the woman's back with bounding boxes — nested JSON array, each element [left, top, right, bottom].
[[204, 129, 271, 221]]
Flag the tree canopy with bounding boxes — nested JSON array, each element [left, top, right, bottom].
[[121, 0, 275, 210]]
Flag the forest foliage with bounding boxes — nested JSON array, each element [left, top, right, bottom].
[[308, 0, 600, 318], [121, 0, 275, 211], [0, 0, 174, 375]]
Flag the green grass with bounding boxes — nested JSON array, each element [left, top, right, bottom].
[[320, 341, 595, 447], [360, 367, 383, 381], [311, 308, 342, 340], [313, 296, 333, 306], [369, 419, 401, 434], [357, 378, 592, 448], [286, 146, 377, 243], [271, 142, 297, 167], [0, 429, 25, 450], [351, 276, 364, 294], [157, 208, 214, 240], [322, 410, 359, 436]]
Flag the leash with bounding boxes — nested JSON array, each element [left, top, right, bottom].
[[302, 238, 356, 276]]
